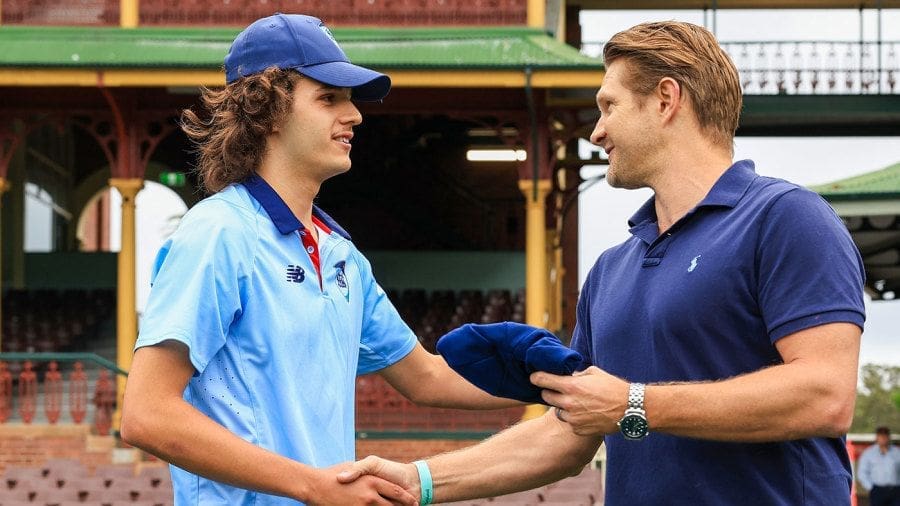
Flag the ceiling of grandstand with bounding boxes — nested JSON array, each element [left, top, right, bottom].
[[814, 162, 900, 299]]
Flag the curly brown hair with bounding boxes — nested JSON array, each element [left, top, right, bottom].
[[181, 67, 301, 194]]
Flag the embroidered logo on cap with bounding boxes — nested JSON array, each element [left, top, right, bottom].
[[334, 260, 350, 301], [318, 25, 339, 48], [286, 264, 306, 283]]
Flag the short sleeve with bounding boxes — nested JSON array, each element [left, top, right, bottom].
[[756, 188, 866, 342], [354, 253, 417, 375], [570, 266, 595, 366], [135, 201, 254, 374]]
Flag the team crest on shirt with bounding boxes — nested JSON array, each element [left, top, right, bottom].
[[334, 261, 350, 301]]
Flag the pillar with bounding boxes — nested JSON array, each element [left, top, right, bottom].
[[519, 178, 552, 421], [527, 0, 546, 29], [109, 177, 143, 430], [120, 0, 139, 28], [0, 177, 9, 351]]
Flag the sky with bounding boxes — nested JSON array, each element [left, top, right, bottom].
[[576, 9, 900, 367]]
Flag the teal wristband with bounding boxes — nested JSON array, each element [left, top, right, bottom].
[[413, 460, 433, 506]]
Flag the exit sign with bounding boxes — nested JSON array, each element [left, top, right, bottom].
[[159, 171, 186, 187]]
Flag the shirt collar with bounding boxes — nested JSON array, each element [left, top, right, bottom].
[[627, 159, 758, 230], [241, 173, 352, 240]]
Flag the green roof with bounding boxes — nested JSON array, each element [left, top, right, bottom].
[[0, 25, 602, 70], [812, 162, 900, 201]]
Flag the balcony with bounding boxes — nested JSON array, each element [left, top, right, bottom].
[[582, 39, 900, 95]]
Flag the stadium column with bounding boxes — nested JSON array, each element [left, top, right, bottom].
[[109, 177, 144, 430], [0, 177, 8, 351], [518, 178, 552, 420], [120, 0, 139, 28]]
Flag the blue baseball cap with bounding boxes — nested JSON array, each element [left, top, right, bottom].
[[224, 13, 391, 101]]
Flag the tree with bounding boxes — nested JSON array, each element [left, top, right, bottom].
[[851, 364, 900, 433]]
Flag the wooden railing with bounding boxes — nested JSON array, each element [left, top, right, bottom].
[[0, 353, 125, 435]]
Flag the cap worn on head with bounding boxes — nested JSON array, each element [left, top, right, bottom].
[[224, 13, 391, 101]]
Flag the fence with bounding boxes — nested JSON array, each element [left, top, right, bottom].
[[0, 353, 124, 436], [582, 40, 900, 95]]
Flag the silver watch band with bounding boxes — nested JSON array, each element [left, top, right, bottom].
[[627, 382, 645, 410]]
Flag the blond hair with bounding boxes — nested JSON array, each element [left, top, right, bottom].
[[603, 21, 742, 148]]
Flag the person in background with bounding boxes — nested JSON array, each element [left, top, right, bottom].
[[858, 426, 900, 506]]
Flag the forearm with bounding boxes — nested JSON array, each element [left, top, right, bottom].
[[381, 345, 522, 409], [648, 361, 855, 441], [122, 397, 315, 501], [426, 411, 600, 502]]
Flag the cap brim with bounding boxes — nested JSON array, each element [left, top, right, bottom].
[[295, 61, 391, 102]]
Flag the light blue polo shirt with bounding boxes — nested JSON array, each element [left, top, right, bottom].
[[136, 174, 417, 505], [572, 160, 866, 506]]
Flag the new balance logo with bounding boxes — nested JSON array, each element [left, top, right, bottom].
[[286, 264, 306, 283]]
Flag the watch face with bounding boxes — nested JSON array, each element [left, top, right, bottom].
[[620, 414, 649, 440]]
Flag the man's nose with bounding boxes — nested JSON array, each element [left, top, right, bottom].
[[589, 118, 605, 146]]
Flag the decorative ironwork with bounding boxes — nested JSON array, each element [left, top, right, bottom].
[[582, 40, 900, 95], [93, 370, 116, 436], [18, 361, 37, 424], [43, 361, 63, 424], [0, 362, 11, 423], [70, 362, 88, 423]]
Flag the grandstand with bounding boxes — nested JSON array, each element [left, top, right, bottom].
[[1, 1, 898, 505]]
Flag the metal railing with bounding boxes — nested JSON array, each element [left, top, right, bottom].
[[581, 40, 900, 95], [0, 353, 124, 435]]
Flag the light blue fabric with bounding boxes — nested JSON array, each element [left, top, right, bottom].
[[136, 182, 417, 505], [858, 445, 900, 491]]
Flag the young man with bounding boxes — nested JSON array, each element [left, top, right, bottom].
[[340, 21, 866, 506], [858, 426, 900, 506], [120, 13, 515, 506]]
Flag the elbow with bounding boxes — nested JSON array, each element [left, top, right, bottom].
[[822, 400, 855, 437], [813, 389, 856, 437], [119, 404, 147, 449], [119, 394, 162, 452]]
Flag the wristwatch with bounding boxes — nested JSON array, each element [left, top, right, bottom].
[[617, 382, 649, 440]]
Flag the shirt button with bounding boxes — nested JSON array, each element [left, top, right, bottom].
[[307, 246, 314, 254]]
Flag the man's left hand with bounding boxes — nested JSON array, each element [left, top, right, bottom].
[[531, 366, 630, 437]]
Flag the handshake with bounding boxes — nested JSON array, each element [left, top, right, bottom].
[[303, 323, 606, 506], [325, 457, 423, 506]]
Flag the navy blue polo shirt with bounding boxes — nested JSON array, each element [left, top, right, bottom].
[[572, 160, 865, 506]]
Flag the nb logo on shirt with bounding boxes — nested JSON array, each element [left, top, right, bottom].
[[688, 255, 701, 273], [286, 264, 306, 283]]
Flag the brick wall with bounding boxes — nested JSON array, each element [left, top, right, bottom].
[[0, 426, 482, 474], [0, 424, 117, 472], [357, 438, 482, 463]]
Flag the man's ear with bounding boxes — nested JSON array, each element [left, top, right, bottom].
[[656, 77, 682, 123]]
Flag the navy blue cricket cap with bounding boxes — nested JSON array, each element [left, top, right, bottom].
[[224, 13, 391, 101], [436, 322, 588, 404]]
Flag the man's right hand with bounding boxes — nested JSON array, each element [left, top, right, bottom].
[[335, 456, 421, 504], [305, 463, 417, 506]]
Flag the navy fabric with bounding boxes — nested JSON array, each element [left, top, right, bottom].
[[224, 13, 390, 101], [571, 160, 865, 506], [437, 322, 586, 403]]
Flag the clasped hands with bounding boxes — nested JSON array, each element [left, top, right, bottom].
[[330, 366, 626, 505]]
